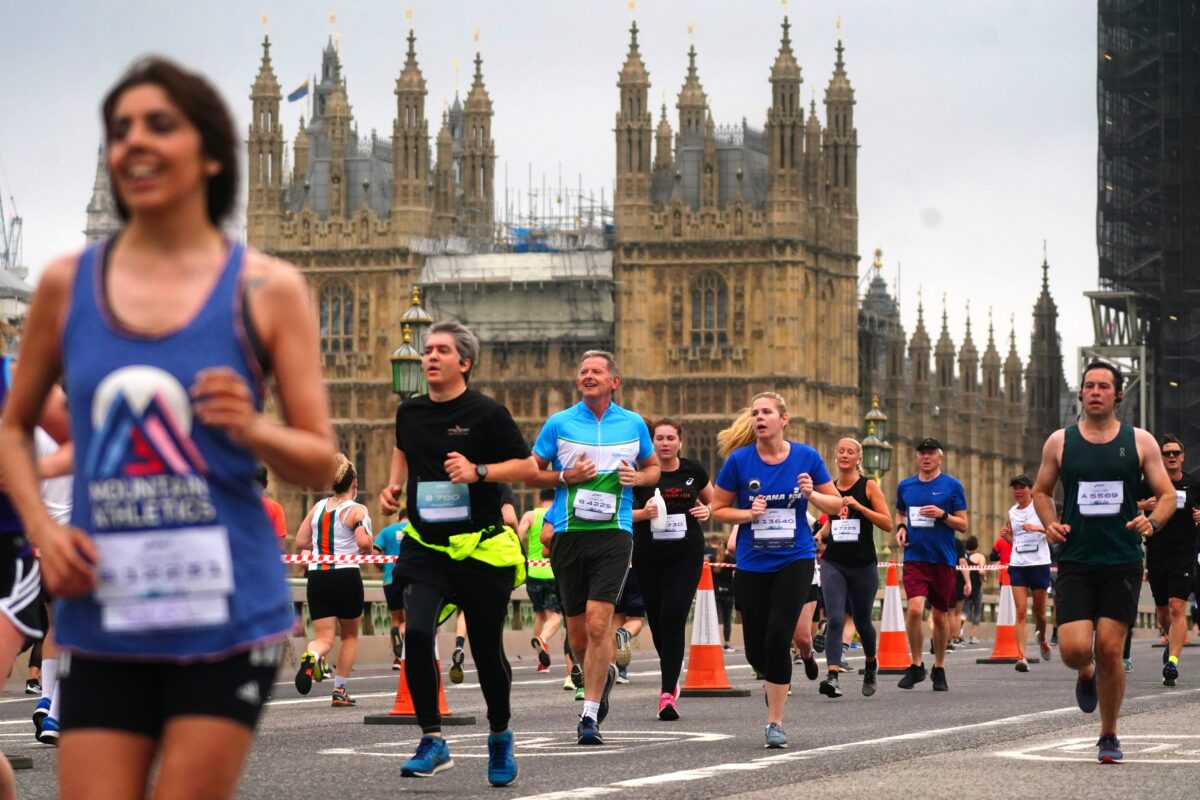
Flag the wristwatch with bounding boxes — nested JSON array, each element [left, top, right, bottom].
[[476, 463, 489, 481], [1148, 517, 1161, 534]]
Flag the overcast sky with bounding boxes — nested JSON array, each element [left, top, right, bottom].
[[2, 0, 1099, 383]]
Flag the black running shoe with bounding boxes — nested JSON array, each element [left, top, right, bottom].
[[571, 661, 584, 690], [1076, 670, 1098, 713], [930, 666, 948, 691], [897, 663, 927, 690], [597, 663, 618, 723], [801, 654, 819, 681], [818, 672, 843, 698], [1163, 659, 1179, 688], [862, 662, 877, 697], [295, 650, 317, 695], [391, 626, 404, 659]]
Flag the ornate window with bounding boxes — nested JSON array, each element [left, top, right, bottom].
[[690, 272, 728, 347], [353, 434, 368, 504], [319, 280, 354, 353]]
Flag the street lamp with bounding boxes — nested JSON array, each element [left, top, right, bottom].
[[400, 285, 433, 346], [390, 324, 425, 398], [861, 395, 894, 558], [865, 394, 888, 444]]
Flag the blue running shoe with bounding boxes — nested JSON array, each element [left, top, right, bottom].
[[36, 717, 59, 746], [598, 663, 618, 723], [1076, 670, 1098, 714], [1097, 733, 1123, 764], [32, 697, 50, 736], [400, 735, 454, 778], [577, 716, 604, 745], [1163, 659, 1179, 687], [764, 722, 788, 749], [487, 730, 518, 787]]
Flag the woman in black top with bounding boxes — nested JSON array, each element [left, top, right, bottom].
[[814, 438, 893, 698], [632, 418, 713, 721]]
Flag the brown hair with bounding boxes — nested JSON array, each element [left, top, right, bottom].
[[653, 417, 684, 438], [102, 56, 238, 226], [717, 392, 788, 458], [331, 453, 357, 493]]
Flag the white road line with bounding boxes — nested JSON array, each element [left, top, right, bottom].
[[265, 691, 396, 707], [510, 688, 1200, 800]]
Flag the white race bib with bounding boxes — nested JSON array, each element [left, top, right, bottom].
[[1176, 490, 1187, 510], [95, 527, 233, 633], [573, 488, 617, 521], [653, 513, 688, 541], [831, 518, 860, 543], [1078, 480, 1123, 517], [909, 509, 936, 529], [751, 508, 796, 550], [416, 481, 471, 522], [1014, 532, 1042, 554]]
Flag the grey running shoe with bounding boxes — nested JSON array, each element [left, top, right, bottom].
[[764, 722, 788, 749], [449, 647, 466, 684], [1015, 658, 1030, 673], [615, 627, 633, 668], [861, 662, 877, 697], [818, 672, 843, 698]]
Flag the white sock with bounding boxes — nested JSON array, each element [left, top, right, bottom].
[[40, 659, 57, 700], [581, 700, 600, 721], [49, 684, 61, 720], [334, 675, 347, 689]]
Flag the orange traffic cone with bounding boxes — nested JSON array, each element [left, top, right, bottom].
[[977, 567, 1040, 664], [363, 641, 477, 725], [876, 563, 911, 674], [680, 562, 751, 697]]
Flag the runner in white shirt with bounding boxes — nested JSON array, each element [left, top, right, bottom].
[[1001, 474, 1052, 670]]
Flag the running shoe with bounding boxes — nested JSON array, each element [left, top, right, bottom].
[[25, 679, 40, 696], [598, 663, 618, 723], [391, 625, 404, 658], [563, 676, 575, 691], [318, 656, 332, 681], [392, 657, 402, 671], [1163, 645, 1170, 665], [1097, 733, 1123, 764], [487, 730, 518, 787], [801, 653, 819, 681], [1076, 670, 1098, 713], [897, 663, 927, 690], [295, 650, 318, 695], [1015, 658, 1030, 673], [764, 722, 788, 749], [331, 687, 356, 707], [657, 692, 679, 721], [449, 646, 466, 685], [574, 685, 585, 701], [616, 665, 630, 685], [1038, 631, 1052, 662], [723, 644, 736, 653], [838, 657, 852, 671], [1163, 659, 1179, 687], [577, 716, 604, 745], [968, 636, 980, 645], [536, 664, 550, 673], [818, 672, 843, 699], [930, 666, 948, 691], [614, 627, 632, 668], [1123, 658, 1133, 673], [861, 661, 877, 697], [532, 636, 552, 669], [401, 735, 454, 777], [791, 647, 802, 664], [32, 697, 50, 737], [813, 623, 827, 653], [570, 661, 584, 689], [35, 717, 59, 747]]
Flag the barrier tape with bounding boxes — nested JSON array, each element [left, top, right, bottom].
[[281, 554, 1039, 571]]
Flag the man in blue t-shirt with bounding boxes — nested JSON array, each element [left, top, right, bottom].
[[893, 438, 969, 692], [373, 520, 409, 670]]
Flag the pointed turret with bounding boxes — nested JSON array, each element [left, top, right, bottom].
[[292, 117, 310, 186], [934, 299, 956, 391], [982, 309, 1002, 400], [959, 307, 979, 396], [460, 53, 495, 238], [1004, 319, 1024, 407], [823, 37, 858, 250], [804, 96, 824, 205], [392, 28, 432, 234], [615, 21, 653, 227], [910, 293, 932, 386], [766, 17, 803, 194], [248, 35, 284, 244], [700, 108, 719, 208], [84, 144, 121, 242], [323, 76, 352, 219], [654, 103, 673, 171], [433, 111, 456, 236], [1025, 250, 1067, 463], [676, 44, 707, 141]]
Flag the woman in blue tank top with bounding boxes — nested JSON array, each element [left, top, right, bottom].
[[0, 57, 334, 799]]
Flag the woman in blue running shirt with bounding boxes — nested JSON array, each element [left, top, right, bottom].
[[0, 57, 334, 799], [711, 393, 841, 749]]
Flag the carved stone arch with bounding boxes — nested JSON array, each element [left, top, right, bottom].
[[689, 271, 729, 347], [319, 278, 354, 353]]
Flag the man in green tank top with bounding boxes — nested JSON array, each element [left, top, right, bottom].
[[518, 488, 563, 673], [1032, 362, 1176, 764]]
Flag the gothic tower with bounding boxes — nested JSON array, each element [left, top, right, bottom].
[[823, 39, 858, 254], [909, 298, 932, 437], [676, 45, 707, 143], [460, 53, 495, 239], [433, 111, 456, 236], [84, 145, 121, 242], [392, 29, 433, 237], [1024, 254, 1067, 463], [615, 22, 653, 231], [765, 17, 804, 235], [247, 35, 284, 246]]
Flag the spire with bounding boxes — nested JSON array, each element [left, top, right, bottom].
[[655, 102, 674, 170], [677, 43, 707, 135], [466, 52, 492, 112], [396, 28, 426, 92], [909, 288, 932, 385], [982, 307, 1001, 368], [253, 35, 280, 94], [84, 144, 120, 242], [770, 15, 802, 82], [619, 20, 649, 84]]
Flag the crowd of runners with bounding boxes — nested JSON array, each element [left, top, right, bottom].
[[0, 56, 1193, 798]]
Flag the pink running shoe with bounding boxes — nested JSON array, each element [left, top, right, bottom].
[[658, 692, 679, 721]]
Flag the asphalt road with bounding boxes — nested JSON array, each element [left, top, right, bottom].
[[8, 638, 1200, 799]]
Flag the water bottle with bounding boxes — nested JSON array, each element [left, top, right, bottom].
[[650, 488, 668, 533]]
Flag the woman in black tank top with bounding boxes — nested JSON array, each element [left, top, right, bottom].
[[812, 438, 894, 698]]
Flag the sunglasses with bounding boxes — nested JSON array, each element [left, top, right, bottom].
[[1162, 450, 1183, 457]]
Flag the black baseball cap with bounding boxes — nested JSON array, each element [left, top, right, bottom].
[[1009, 474, 1033, 488], [915, 437, 942, 452]]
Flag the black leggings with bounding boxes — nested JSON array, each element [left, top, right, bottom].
[[821, 560, 879, 667], [405, 579, 513, 734], [735, 559, 814, 685], [715, 595, 735, 643], [633, 548, 704, 694]]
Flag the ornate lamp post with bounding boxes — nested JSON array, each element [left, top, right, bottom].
[[860, 395, 894, 558], [391, 286, 433, 399]]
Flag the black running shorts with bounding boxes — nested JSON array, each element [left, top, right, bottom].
[[59, 643, 283, 737], [551, 529, 633, 618], [1054, 562, 1143, 628], [306, 568, 364, 621], [1147, 559, 1195, 607], [0, 537, 46, 643]]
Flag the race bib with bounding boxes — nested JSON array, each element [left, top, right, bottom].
[[751, 508, 796, 550], [573, 488, 617, 521], [1078, 480, 1123, 517], [909, 508, 936, 529], [95, 527, 233, 633], [417, 481, 471, 522], [1014, 532, 1042, 554], [831, 519, 860, 543], [652, 513, 688, 541], [1176, 490, 1187, 510]]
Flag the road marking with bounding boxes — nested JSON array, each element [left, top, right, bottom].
[[265, 691, 395, 707], [510, 689, 1200, 799], [997, 734, 1200, 763], [319, 730, 733, 759]]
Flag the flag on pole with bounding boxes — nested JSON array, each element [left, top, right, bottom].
[[287, 80, 310, 102]]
